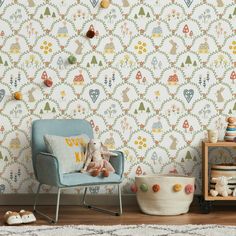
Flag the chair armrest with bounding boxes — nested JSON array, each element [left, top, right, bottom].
[[35, 152, 62, 187], [109, 151, 124, 177]]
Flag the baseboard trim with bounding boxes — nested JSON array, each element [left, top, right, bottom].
[[0, 194, 234, 206], [0, 194, 138, 206]]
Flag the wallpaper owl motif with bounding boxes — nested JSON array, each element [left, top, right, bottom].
[[0, 0, 236, 195]]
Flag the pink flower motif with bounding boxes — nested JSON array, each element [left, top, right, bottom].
[[185, 184, 194, 194]]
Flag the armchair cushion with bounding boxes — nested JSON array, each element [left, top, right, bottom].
[[44, 134, 90, 174], [61, 172, 122, 186]]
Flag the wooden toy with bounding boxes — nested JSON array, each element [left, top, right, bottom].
[[86, 30, 95, 39], [68, 55, 77, 64], [224, 117, 236, 142], [228, 117, 236, 123], [14, 91, 23, 100], [100, 0, 110, 8], [44, 78, 53, 87], [207, 129, 218, 143]]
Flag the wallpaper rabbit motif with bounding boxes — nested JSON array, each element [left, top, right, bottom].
[[0, 0, 235, 194]]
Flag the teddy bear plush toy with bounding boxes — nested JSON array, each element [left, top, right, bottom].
[[210, 176, 232, 197], [81, 139, 118, 177]]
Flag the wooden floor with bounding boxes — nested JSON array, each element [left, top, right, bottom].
[[1, 204, 236, 226]]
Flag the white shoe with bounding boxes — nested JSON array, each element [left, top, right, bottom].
[[4, 211, 22, 225], [19, 210, 36, 224]]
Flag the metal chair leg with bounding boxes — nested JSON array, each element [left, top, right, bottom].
[[80, 184, 123, 216], [81, 187, 87, 204], [118, 184, 123, 215], [33, 184, 122, 222], [33, 183, 41, 211], [54, 188, 61, 223], [33, 185, 61, 223]]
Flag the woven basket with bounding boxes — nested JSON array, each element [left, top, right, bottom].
[[135, 174, 195, 215], [210, 164, 236, 190]]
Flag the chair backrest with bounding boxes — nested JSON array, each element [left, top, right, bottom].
[[31, 119, 93, 177]]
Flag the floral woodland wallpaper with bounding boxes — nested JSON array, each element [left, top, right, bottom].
[[0, 0, 236, 195]]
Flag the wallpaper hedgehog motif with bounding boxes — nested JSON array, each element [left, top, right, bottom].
[[0, 0, 236, 194]]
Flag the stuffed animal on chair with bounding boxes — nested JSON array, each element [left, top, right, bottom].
[[81, 139, 118, 177], [210, 176, 232, 197]]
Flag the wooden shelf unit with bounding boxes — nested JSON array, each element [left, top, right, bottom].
[[205, 196, 236, 201], [202, 141, 236, 201]]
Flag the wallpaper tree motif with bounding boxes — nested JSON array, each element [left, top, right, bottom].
[[0, 0, 235, 194]]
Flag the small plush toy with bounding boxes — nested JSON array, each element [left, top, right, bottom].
[[19, 210, 36, 224], [4, 211, 22, 225], [210, 176, 232, 197], [81, 139, 118, 177], [233, 188, 236, 197]]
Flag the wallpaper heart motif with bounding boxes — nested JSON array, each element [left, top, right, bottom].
[[89, 89, 100, 103], [0, 0, 235, 195], [183, 89, 194, 103], [90, 0, 99, 8], [184, 0, 193, 8]]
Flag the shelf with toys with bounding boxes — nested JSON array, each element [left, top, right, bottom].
[[200, 117, 236, 213]]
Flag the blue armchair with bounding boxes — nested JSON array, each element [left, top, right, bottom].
[[32, 119, 124, 223]]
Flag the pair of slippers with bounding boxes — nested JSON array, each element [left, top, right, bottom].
[[4, 210, 36, 225]]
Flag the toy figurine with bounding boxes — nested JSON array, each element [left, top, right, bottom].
[[224, 117, 236, 142]]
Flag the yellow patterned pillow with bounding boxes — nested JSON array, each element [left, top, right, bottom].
[[44, 134, 90, 173]]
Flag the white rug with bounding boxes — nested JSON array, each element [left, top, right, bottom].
[[0, 224, 236, 236]]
